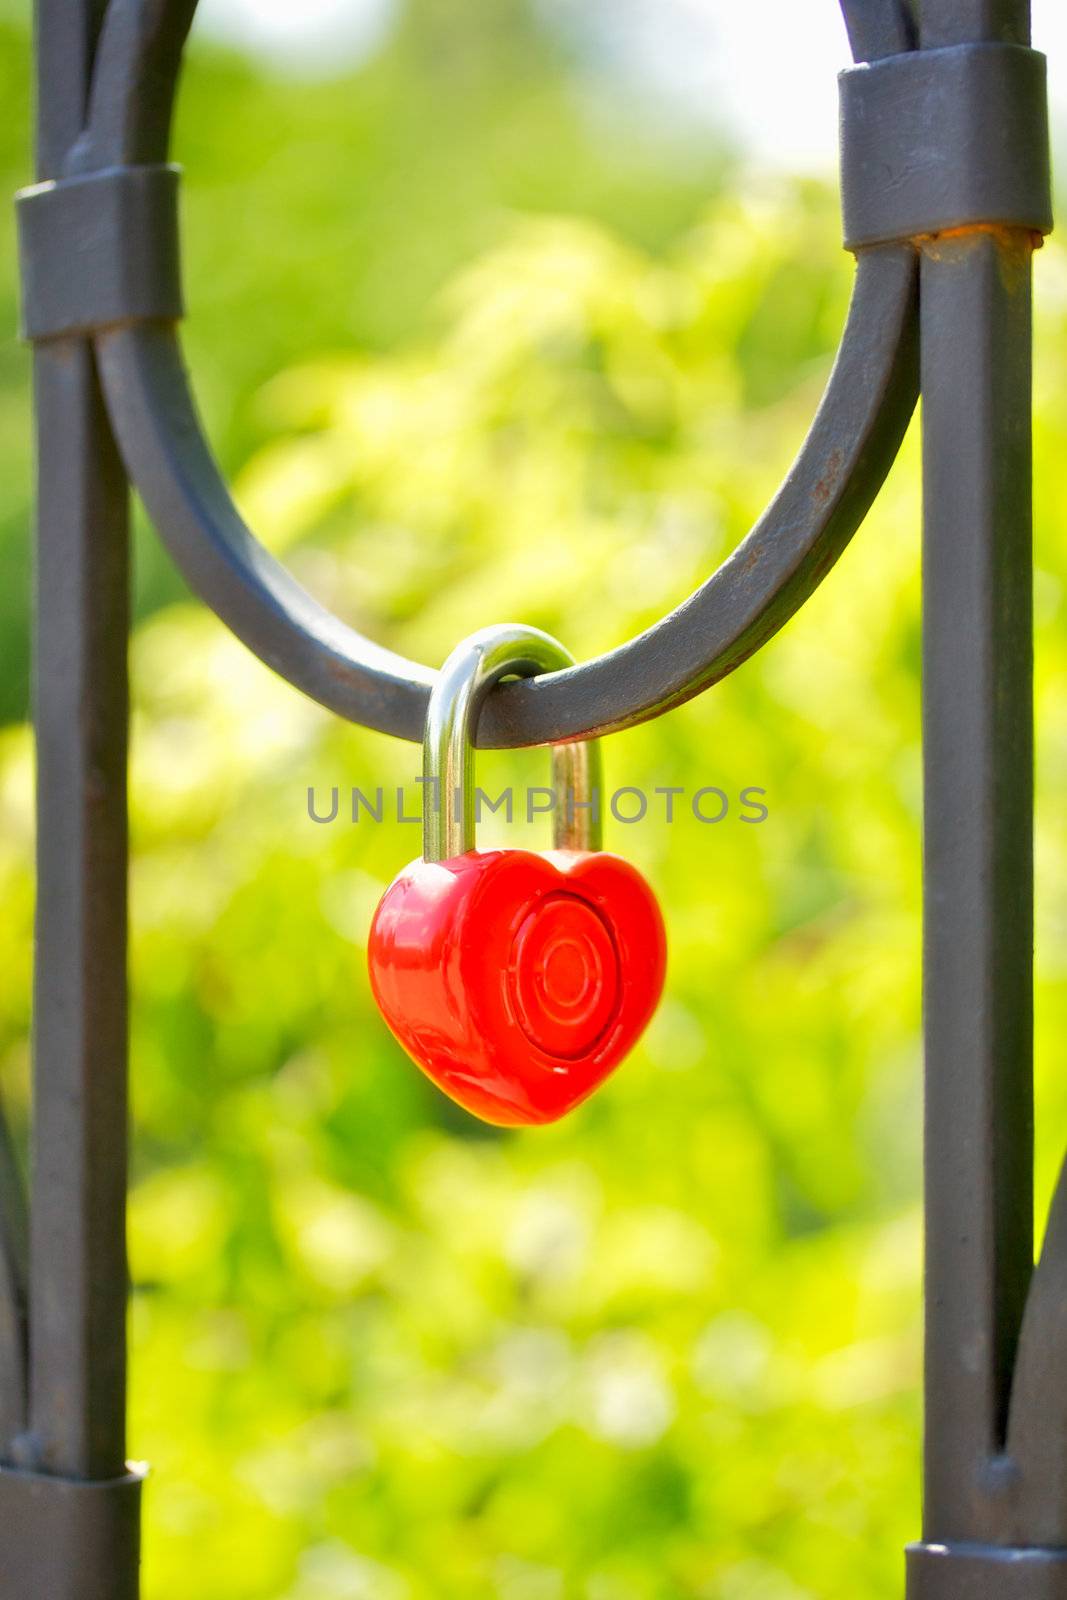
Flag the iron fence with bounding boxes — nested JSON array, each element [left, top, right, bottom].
[[3, 1, 1060, 1595]]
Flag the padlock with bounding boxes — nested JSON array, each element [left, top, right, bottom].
[[367, 624, 666, 1126]]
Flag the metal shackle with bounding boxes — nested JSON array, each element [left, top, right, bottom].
[[423, 625, 603, 863]]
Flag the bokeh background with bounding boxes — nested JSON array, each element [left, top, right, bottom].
[[2, 3, 1067, 1596]]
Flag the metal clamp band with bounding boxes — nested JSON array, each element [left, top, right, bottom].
[[840, 43, 1052, 250], [16, 164, 182, 341], [907, 1542, 1067, 1599], [0, 1464, 144, 1600]]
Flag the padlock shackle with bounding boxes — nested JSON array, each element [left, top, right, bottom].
[[424, 625, 603, 862]]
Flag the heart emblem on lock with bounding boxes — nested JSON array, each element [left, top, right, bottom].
[[368, 625, 666, 1126]]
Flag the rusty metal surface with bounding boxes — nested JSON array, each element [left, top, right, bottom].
[[840, 43, 1052, 249]]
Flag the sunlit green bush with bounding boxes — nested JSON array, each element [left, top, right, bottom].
[[3, 10, 1067, 1598]]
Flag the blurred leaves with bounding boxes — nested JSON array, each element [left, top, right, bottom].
[[128, 180, 924, 1597], [2, 3, 1067, 1597]]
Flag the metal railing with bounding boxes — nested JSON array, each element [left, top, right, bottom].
[[3, 1, 1060, 1595]]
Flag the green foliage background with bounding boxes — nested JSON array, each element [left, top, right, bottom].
[[2, 4, 1067, 1596]]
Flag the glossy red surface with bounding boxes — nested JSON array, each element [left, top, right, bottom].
[[368, 849, 666, 1126]]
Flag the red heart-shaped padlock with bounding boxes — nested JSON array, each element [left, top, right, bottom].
[[368, 846, 665, 1125], [366, 623, 667, 1125]]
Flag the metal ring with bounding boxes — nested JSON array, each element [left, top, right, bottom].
[[86, 0, 919, 747], [423, 625, 603, 861]]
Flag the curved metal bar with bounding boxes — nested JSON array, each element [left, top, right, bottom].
[[96, 248, 918, 746], [0, 1104, 28, 1457], [1003, 1151, 1067, 1544], [840, 0, 917, 62], [88, 0, 919, 746], [73, 0, 196, 175]]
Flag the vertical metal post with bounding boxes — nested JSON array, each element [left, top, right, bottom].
[[6, 0, 1062, 1594], [917, 0, 1036, 1562], [27, 0, 131, 1483]]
